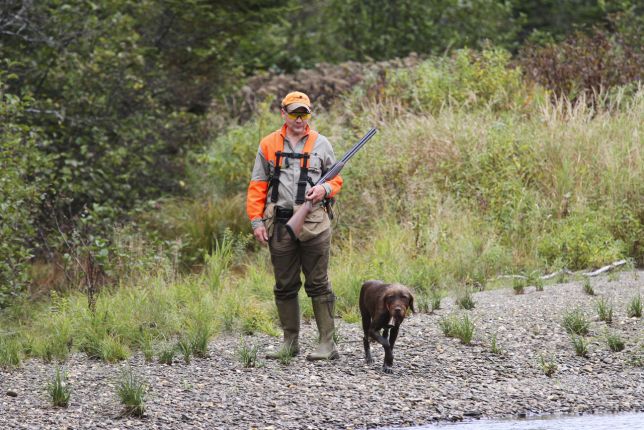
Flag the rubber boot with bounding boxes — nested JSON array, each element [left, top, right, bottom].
[[306, 293, 340, 361], [266, 298, 300, 359]]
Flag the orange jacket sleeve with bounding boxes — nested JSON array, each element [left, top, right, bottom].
[[246, 180, 268, 222]]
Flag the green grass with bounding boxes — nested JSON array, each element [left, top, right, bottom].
[[455, 289, 476, 310], [0, 336, 22, 368], [526, 271, 544, 292], [158, 342, 176, 365], [562, 308, 590, 336], [538, 354, 558, 377], [606, 332, 625, 352], [47, 367, 71, 407], [276, 346, 296, 366], [116, 368, 147, 417], [176, 338, 192, 364], [596, 298, 613, 323], [430, 291, 444, 311], [627, 294, 642, 318], [570, 335, 589, 357], [439, 314, 475, 345], [490, 333, 502, 355], [237, 338, 262, 368], [582, 278, 595, 296], [512, 277, 526, 295]]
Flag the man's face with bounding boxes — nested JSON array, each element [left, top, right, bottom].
[[282, 107, 311, 135]]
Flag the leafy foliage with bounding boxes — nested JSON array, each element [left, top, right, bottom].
[[0, 84, 52, 306]]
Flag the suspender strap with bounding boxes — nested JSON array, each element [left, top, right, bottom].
[[270, 151, 283, 203], [295, 153, 310, 204], [267, 130, 319, 204]]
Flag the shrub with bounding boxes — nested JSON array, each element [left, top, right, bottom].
[[382, 48, 527, 114], [0, 86, 51, 307], [519, 29, 642, 102], [537, 213, 626, 271]]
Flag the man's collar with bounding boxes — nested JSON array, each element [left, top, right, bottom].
[[280, 123, 310, 139]]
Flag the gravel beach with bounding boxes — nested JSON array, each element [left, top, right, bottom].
[[1, 271, 642, 429]]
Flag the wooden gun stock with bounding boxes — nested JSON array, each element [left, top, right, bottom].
[[284, 201, 313, 241]]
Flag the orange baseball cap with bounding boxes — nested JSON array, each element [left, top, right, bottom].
[[281, 91, 311, 113]]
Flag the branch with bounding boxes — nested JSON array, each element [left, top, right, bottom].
[[495, 259, 630, 282]]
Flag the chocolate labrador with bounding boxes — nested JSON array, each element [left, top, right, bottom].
[[359, 280, 414, 374]]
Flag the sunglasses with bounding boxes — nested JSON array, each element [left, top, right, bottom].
[[286, 111, 311, 120]]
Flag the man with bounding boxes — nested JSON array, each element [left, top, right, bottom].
[[246, 91, 342, 361]]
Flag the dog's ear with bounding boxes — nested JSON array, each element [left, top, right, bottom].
[[408, 294, 415, 313]]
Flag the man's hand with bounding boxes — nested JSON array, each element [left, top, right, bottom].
[[305, 185, 327, 205], [253, 225, 269, 245]]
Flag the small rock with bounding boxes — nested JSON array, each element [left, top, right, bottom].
[[6, 391, 17, 397]]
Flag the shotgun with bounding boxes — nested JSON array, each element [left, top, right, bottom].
[[285, 127, 377, 241]]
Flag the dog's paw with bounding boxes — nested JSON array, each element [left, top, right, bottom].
[[382, 365, 393, 374], [365, 356, 374, 364]]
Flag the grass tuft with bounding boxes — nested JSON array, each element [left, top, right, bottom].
[[490, 333, 502, 355], [570, 335, 589, 357], [116, 367, 146, 417], [596, 298, 613, 323], [0, 336, 22, 368], [512, 277, 526, 295], [276, 345, 296, 365], [237, 338, 262, 368], [455, 289, 475, 310], [538, 354, 558, 377], [606, 332, 625, 352], [430, 291, 443, 311], [582, 278, 595, 296], [47, 367, 71, 407], [176, 338, 192, 364], [627, 294, 642, 318], [562, 308, 590, 336], [158, 343, 176, 365], [439, 314, 475, 344]]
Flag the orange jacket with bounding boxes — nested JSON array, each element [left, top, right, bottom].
[[246, 124, 343, 224]]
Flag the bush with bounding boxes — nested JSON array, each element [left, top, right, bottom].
[[0, 85, 52, 307], [371, 48, 528, 114], [519, 28, 643, 102], [537, 213, 626, 270]]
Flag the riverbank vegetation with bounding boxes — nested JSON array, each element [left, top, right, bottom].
[[1, 1, 642, 367]]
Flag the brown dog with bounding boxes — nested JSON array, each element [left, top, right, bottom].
[[359, 280, 414, 374]]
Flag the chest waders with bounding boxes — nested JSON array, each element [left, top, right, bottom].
[[265, 133, 339, 361]]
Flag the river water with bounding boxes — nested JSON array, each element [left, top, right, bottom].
[[386, 413, 644, 430]]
